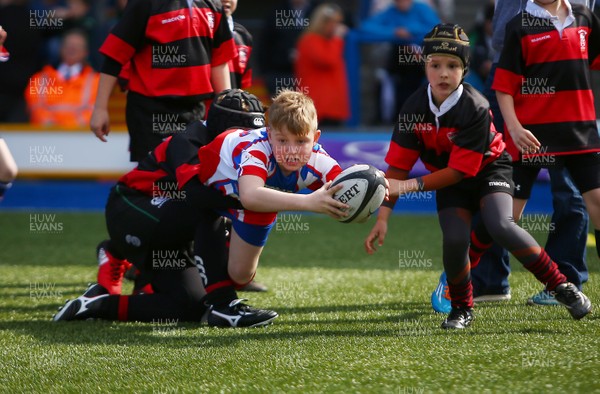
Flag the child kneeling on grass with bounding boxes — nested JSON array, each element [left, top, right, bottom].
[[53, 90, 352, 327], [364, 23, 592, 329]]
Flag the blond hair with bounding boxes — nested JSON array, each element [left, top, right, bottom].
[[307, 3, 343, 35], [267, 90, 318, 136]]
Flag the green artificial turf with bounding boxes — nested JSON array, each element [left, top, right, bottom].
[[0, 212, 598, 393]]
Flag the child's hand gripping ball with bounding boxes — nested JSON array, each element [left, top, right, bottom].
[[331, 164, 387, 223]]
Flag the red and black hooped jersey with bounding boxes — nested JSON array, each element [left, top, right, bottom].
[[100, 0, 237, 101], [385, 84, 505, 178], [118, 121, 212, 204], [229, 22, 253, 89], [493, 3, 600, 159]]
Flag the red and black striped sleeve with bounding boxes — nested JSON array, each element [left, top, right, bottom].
[[211, 6, 237, 67], [588, 7, 600, 69], [119, 133, 237, 210], [163, 128, 242, 210], [118, 138, 171, 192], [165, 126, 207, 189], [99, 0, 151, 72], [492, 16, 525, 96]]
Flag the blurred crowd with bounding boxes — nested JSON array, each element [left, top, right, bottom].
[[0, 0, 598, 128], [0, 0, 126, 125]]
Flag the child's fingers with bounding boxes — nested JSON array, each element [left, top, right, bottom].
[[329, 205, 348, 218], [364, 234, 377, 254], [364, 227, 384, 254], [324, 185, 349, 210], [520, 134, 541, 153], [529, 133, 541, 148], [334, 200, 349, 211], [377, 231, 386, 247], [326, 182, 344, 195]]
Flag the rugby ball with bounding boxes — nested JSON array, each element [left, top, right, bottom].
[[331, 164, 386, 223]]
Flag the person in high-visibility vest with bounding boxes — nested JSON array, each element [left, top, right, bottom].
[[25, 29, 99, 128], [0, 25, 17, 200]]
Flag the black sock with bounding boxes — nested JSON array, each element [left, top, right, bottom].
[[202, 286, 238, 307], [95, 294, 120, 320]]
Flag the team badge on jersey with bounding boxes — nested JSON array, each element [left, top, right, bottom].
[[151, 196, 169, 208], [206, 12, 215, 30], [238, 47, 248, 68], [578, 29, 587, 53]]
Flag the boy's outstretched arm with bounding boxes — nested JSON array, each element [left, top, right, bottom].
[[387, 167, 464, 197], [238, 175, 349, 219]]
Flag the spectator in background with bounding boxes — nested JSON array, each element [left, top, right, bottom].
[[360, 0, 439, 43], [0, 25, 18, 200], [25, 29, 99, 128], [360, 0, 440, 123], [295, 3, 349, 126], [258, 0, 314, 98], [311, 0, 355, 28], [422, 0, 454, 22], [90, 0, 128, 71], [31, 0, 96, 67], [224, 0, 253, 89], [0, 0, 43, 123], [468, 1, 495, 87]]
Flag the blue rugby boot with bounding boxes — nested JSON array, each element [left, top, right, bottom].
[[431, 271, 451, 314]]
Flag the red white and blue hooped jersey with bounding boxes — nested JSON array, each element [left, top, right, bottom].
[[198, 127, 342, 225]]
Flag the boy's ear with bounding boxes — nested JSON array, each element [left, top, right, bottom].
[[313, 129, 321, 145]]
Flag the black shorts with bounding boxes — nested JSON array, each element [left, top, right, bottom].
[[513, 152, 600, 199], [436, 152, 515, 212], [126, 92, 205, 162], [105, 184, 201, 272]]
